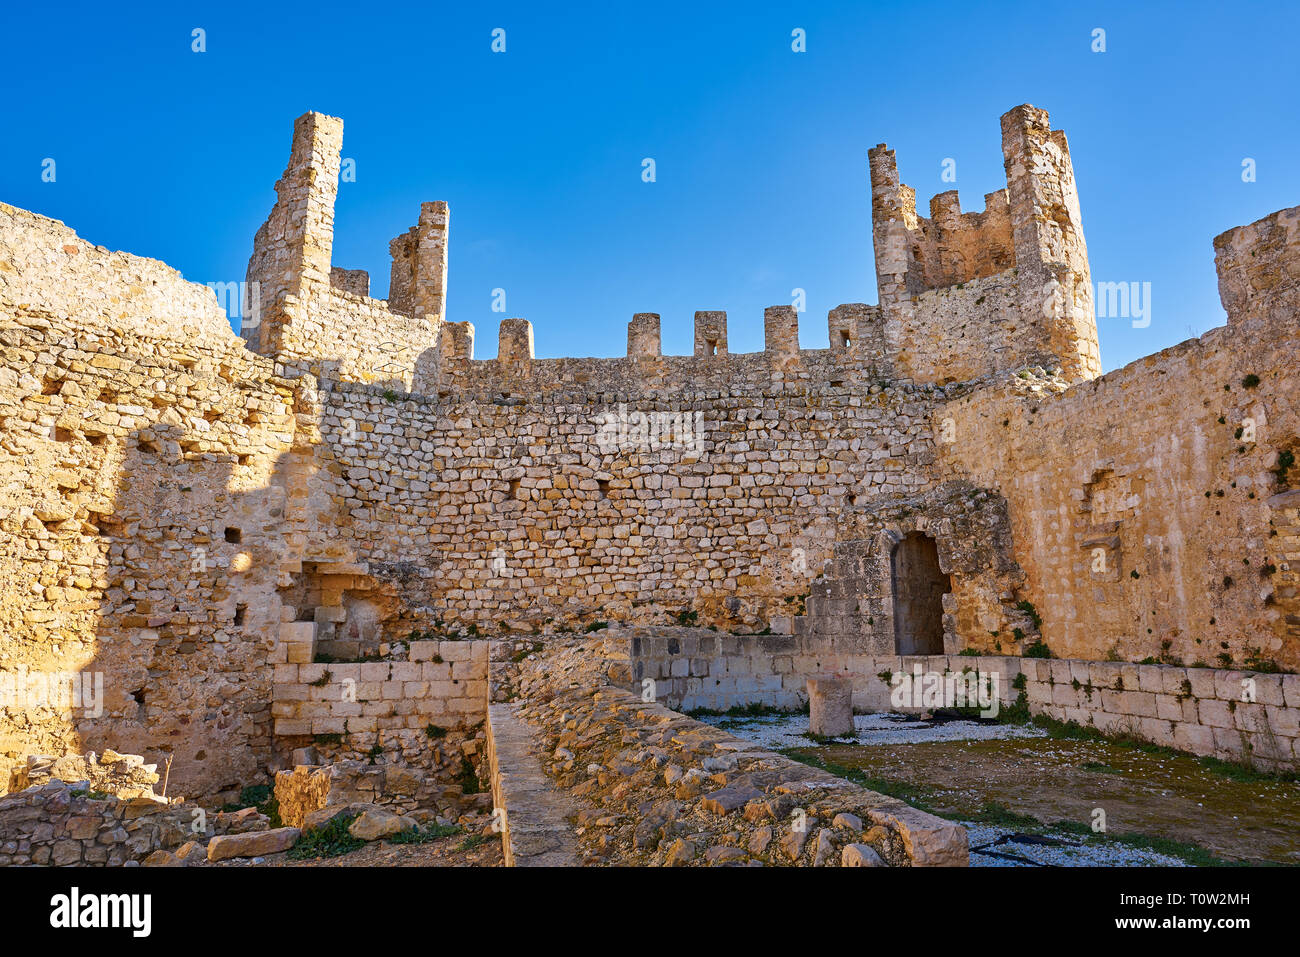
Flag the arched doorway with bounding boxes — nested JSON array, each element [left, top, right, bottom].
[[891, 532, 950, 655]]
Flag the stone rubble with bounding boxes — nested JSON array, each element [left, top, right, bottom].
[[506, 634, 968, 866]]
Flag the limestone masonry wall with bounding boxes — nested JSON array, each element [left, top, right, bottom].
[[314, 367, 940, 630], [627, 631, 1300, 770], [0, 203, 231, 345], [270, 639, 488, 738], [1214, 205, 1300, 328], [1, 215, 300, 797], [939, 291, 1300, 670]]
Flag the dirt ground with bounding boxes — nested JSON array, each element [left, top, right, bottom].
[[210, 831, 503, 867], [789, 734, 1300, 865]]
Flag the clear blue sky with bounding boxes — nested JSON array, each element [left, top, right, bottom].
[[2, 1, 1296, 372]]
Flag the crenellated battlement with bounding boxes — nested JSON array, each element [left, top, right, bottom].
[[239, 106, 1106, 396], [244, 112, 449, 392]]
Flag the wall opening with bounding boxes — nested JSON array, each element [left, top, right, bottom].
[[890, 531, 950, 655]]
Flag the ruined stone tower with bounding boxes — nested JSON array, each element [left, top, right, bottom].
[[868, 104, 1102, 385]]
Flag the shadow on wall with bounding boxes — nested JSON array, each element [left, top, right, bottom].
[[28, 341, 480, 799], [70, 416, 290, 798], [61, 368, 381, 798]]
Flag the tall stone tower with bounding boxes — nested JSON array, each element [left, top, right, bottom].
[[867, 104, 1101, 384]]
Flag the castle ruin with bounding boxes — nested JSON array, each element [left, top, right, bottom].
[[1, 104, 1297, 866]]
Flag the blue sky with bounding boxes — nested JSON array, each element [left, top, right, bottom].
[[2, 1, 1296, 371]]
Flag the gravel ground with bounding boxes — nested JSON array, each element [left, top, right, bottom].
[[963, 822, 1188, 867], [698, 711, 1047, 751]]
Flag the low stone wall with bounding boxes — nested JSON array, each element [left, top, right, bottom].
[[0, 779, 197, 866], [271, 639, 489, 737], [486, 703, 580, 866], [625, 629, 1009, 712], [496, 632, 969, 866], [273, 758, 479, 827], [1026, 658, 1300, 771], [626, 629, 1300, 770]]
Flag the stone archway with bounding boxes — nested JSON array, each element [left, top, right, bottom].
[[891, 531, 950, 655]]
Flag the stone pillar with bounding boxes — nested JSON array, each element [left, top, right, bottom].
[[498, 318, 534, 365], [285, 112, 343, 296], [1214, 205, 1300, 327], [244, 111, 344, 352], [1000, 104, 1100, 382], [387, 201, 450, 322], [627, 313, 661, 357], [807, 675, 854, 737], [929, 191, 963, 284], [412, 201, 449, 322], [387, 230, 417, 316], [693, 311, 727, 357], [867, 143, 918, 320], [764, 305, 799, 356]]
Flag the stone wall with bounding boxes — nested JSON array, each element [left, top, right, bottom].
[[938, 278, 1300, 670], [625, 630, 1300, 770], [498, 632, 969, 865], [270, 639, 488, 738], [0, 202, 231, 346], [0, 214, 303, 798], [626, 628, 1022, 713], [0, 779, 196, 866], [311, 362, 940, 631], [271, 285, 443, 391], [803, 480, 1031, 655], [1214, 205, 1300, 328], [889, 270, 1025, 385], [1025, 658, 1300, 772]]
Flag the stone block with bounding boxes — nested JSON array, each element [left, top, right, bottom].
[[807, 675, 854, 737]]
